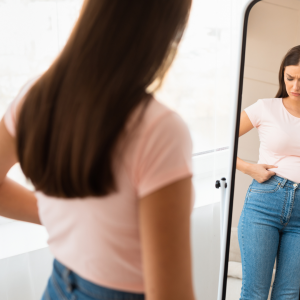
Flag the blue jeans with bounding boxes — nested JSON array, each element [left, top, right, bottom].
[[42, 259, 145, 300], [238, 175, 300, 300]]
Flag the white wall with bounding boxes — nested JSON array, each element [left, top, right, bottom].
[[232, 0, 300, 227]]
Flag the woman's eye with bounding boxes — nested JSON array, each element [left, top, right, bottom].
[[287, 78, 293, 81]]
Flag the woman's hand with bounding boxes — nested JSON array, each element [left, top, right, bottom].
[[246, 163, 278, 183], [237, 157, 278, 183]]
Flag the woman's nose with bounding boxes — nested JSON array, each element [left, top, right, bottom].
[[293, 80, 300, 90]]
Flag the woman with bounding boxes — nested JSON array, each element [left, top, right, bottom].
[[237, 45, 300, 300], [0, 1, 196, 299]]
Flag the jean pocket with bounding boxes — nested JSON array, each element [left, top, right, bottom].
[[250, 178, 280, 194]]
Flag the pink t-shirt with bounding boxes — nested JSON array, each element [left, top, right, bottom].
[[245, 98, 300, 183], [4, 79, 193, 292]]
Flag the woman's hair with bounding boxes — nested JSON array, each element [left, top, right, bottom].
[[17, 0, 192, 198], [276, 45, 300, 98]]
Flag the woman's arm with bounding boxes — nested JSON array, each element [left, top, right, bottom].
[[0, 118, 41, 224], [239, 110, 254, 137], [237, 111, 255, 173], [139, 177, 195, 300], [237, 111, 277, 183]]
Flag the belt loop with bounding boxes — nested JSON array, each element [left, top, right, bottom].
[[280, 178, 287, 188], [62, 268, 73, 293]]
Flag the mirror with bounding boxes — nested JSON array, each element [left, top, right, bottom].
[[222, 0, 300, 299]]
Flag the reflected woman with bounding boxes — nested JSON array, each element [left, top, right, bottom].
[[237, 45, 300, 300]]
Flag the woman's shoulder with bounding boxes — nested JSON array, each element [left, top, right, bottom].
[[126, 97, 192, 155], [247, 98, 281, 111], [244, 98, 282, 126], [257, 98, 282, 105], [4, 75, 41, 137], [144, 98, 175, 120], [142, 98, 190, 137]]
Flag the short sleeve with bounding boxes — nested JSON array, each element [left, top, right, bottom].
[[244, 99, 264, 128], [135, 111, 193, 198], [3, 76, 40, 137]]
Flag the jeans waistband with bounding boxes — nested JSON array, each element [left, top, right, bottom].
[[270, 175, 300, 189], [54, 259, 70, 279], [53, 259, 145, 300]]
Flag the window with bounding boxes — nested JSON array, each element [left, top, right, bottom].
[[156, 0, 236, 207]]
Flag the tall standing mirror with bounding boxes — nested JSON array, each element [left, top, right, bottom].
[[222, 0, 300, 299]]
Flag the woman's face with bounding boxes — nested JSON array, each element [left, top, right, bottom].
[[284, 65, 300, 99]]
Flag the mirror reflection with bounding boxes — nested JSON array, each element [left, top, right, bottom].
[[227, 0, 300, 299]]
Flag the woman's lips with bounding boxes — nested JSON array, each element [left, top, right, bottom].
[[291, 92, 300, 96]]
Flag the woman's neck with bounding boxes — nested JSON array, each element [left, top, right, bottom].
[[282, 97, 300, 117]]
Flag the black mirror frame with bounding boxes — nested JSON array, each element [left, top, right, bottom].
[[221, 1, 261, 299]]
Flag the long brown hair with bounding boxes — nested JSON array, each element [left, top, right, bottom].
[[17, 0, 192, 198], [276, 45, 300, 98]]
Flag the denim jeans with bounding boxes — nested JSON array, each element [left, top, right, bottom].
[[238, 175, 300, 300], [42, 259, 145, 300]]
